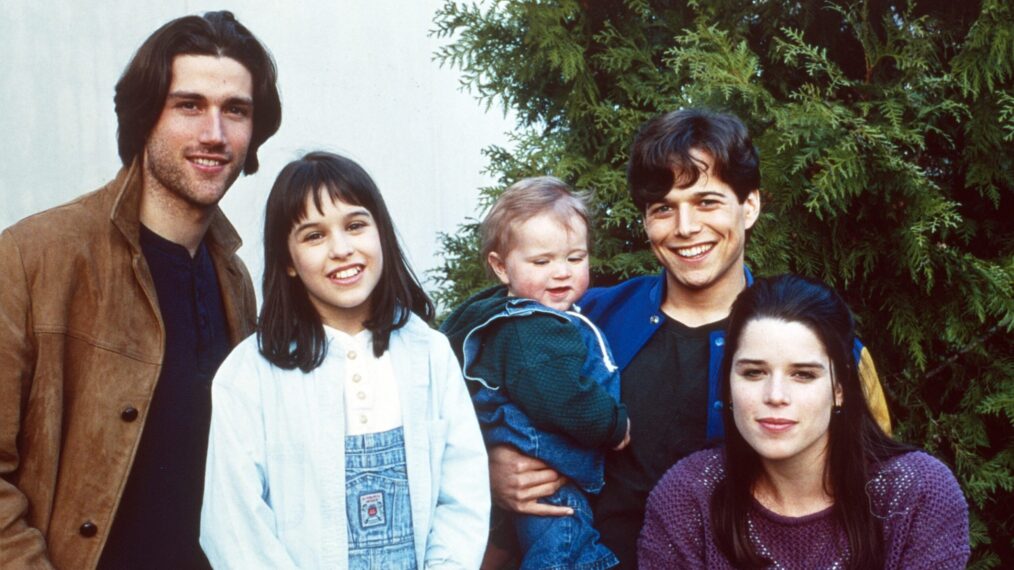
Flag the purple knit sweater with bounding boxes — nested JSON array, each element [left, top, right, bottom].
[[638, 449, 969, 569]]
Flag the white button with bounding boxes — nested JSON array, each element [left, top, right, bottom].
[[347, 350, 357, 360], [650, 315, 661, 324], [359, 415, 368, 424], [352, 373, 362, 383], [357, 391, 366, 400]]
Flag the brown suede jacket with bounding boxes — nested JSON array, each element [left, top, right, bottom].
[[0, 162, 257, 569]]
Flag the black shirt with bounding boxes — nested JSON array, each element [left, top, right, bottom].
[[594, 314, 728, 569], [98, 225, 231, 570]]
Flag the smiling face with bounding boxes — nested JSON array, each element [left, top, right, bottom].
[[731, 317, 842, 470], [143, 54, 254, 212], [643, 151, 759, 301], [287, 191, 384, 333], [488, 211, 590, 311]]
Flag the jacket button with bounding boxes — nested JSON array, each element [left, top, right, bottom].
[[121, 407, 139, 422], [79, 521, 98, 537], [649, 315, 661, 324]]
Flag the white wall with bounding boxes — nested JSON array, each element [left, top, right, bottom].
[[0, 1, 511, 301]]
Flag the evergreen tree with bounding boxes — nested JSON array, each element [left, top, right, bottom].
[[432, 0, 1013, 566]]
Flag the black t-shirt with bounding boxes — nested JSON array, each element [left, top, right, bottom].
[[593, 314, 728, 569], [98, 225, 230, 570]]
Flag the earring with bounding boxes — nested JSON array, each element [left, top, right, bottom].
[[833, 405, 842, 415], [725, 400, 733, 411]]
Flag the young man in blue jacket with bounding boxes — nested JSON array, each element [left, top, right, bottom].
[[487, 108, 891, 569]]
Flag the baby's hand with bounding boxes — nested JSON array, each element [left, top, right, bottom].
[[613, 418, 631, 451]]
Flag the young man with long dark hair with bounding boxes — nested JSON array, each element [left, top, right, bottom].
[[0, 11, 280, 569]]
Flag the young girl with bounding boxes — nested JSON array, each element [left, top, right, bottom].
[[639, 274, 969, 569], [200, 151, 489, 569]]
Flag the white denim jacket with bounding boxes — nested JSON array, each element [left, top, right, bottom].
[[200, 315, 490, 569]]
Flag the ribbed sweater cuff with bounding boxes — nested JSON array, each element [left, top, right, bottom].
[[606, 404, 629, 448]]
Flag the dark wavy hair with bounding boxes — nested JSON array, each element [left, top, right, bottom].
[[114, 10, 281, 174], [627, 108, 759, 211], [258, 151, 435, 372], [711, 274, 910, 569]]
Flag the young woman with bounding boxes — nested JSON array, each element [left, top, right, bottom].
[[638, 274, 969, 569], [200, 151, 489, 569]]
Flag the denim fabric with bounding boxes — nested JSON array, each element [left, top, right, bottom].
[[345, 427, 417, 570], [464, 300, 620, 493], [463, 300, 621, 569], [516, 484, 618, 570], [201, 319, 489, 569]]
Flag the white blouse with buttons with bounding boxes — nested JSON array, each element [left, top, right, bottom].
[[328, 326, 403, 435]]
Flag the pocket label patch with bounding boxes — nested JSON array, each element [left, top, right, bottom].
[[359, 492, 385, 527]]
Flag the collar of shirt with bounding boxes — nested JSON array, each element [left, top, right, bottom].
[[324, 326, 403, 435]]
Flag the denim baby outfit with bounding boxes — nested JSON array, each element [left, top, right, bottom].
[[441, 286, 628, 570]]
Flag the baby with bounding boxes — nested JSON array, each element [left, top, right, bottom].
[[442, 176, 629, 570]]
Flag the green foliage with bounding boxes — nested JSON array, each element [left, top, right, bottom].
[[432, 0, 1014, 564]]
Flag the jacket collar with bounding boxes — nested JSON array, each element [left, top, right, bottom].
[[108, 159, 243, 255]]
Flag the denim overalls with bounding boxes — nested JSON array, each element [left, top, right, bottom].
[[464, 300, 620, 570], [345, 426, 416, 570]]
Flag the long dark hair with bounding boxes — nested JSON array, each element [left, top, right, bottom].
[[258, 151, 434, 371], [114, 10, 281, 174], [711, 274, 910, 569]]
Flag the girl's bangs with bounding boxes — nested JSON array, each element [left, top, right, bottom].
[[285, 172, 365, 229]]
